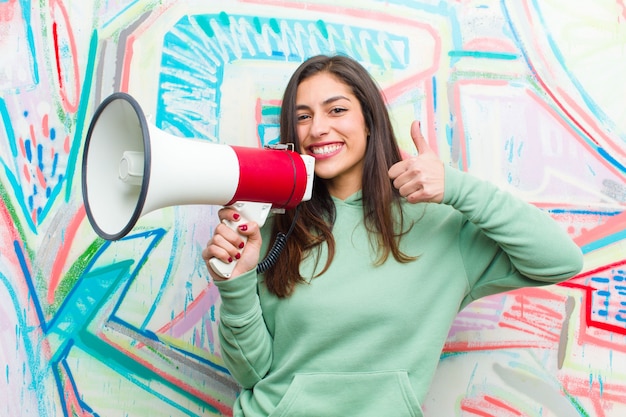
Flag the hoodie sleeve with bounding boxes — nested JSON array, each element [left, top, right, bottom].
[[214, 270, 272, 389], [441, 166, 584, 307]]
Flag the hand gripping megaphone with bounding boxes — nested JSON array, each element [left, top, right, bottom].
[[81, 92, 314, 278]]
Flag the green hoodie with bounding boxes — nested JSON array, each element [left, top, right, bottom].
[[214, 166, 583, 417]]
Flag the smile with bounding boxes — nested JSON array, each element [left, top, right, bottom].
[[310, 143, 343, 155]]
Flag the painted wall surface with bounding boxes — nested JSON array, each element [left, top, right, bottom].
[[1, 0, 625, 416]]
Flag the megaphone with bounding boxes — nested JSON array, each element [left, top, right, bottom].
[[81, 92, 314, 277]]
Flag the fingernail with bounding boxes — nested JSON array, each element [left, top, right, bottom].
[[238, 224, 248, 231], [239, 242, 245, 249], [235, 253, 241, 260], [228, 257, 233, 263], [233, 213, 240, 220]]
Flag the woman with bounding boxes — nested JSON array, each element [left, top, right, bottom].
[[202, 55, 583, 417]]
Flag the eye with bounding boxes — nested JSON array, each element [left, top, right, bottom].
[[296, 113, 311, 122], [330, 107, 347, 115]]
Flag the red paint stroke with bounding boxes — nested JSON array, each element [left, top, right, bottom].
[[573, 210, 626, 248], [383, 69, 438, 104], [383, 76, 439, 154], [35, 166, 46, 189], [499, 288, 565, 343], [99, 330, 233, 416], [0, 0, 18, 22], [119, 3, 177, 93], [255, 98, 265, 147], [29, 122, 37, 147], [559, 259, 626, 350], [134, 284, 221, 354], [619, 0, 626, 23], [0, 195, 21, 252], [50, 0, 80, 113], [47, 205, 86, 304], [484, 395, 523, 416], [155, 284, 220, 336], [119, 36, 135, 93], [444, 338, 554, 353], [42, 114, 49, 138], [560, 372, 626, 417], [255, 98, 282, 148], [460, 404, 497, 417], [57, 362, 96, 417], [52, 22, 63, 88], [445, 288, 567, 352], [22, 164, 30, 183], [242, 0, 439, 44], [556, 85, 626, 161], [18, 136, 26, 157], [423, 81, 438, 154], [464, 37, 518, 54], [461, 394, 524, 417]]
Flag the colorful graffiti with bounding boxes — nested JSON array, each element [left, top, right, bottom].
[[0, 0, 624, 415]]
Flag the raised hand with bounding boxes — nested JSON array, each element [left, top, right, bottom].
[[388, 121, 445, 204]]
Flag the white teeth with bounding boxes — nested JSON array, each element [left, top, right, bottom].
[[311, 144, 342, 155]]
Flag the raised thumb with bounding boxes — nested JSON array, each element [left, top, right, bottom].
[[411, 120, 432, 155]]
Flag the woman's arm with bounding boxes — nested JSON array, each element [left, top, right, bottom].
[[389, 120, 583, 305], [203, 209, 274, 388], [214, 271, 273, 388], [444, 166, 583, 285]]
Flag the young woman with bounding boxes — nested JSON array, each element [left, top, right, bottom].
[[202, 55, 583, 417]]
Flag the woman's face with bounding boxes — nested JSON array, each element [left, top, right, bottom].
[[295, 72, 369, 199]]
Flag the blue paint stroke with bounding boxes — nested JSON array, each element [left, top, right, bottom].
[[0, 271, 51, 417], [157, 13, 411, 140], [45, 229, 230, 414], [449, 50, 519, 60], [63, 30, 99, 203], [0, 98, 18, 157]]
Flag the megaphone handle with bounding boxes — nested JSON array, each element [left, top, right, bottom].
[[208, 202, 272, 279], [208, 227, 248, 279]]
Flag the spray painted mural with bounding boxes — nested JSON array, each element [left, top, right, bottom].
[[0, 0, 625, 415]]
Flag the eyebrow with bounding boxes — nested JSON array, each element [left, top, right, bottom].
[[296, 95, 351, 110]]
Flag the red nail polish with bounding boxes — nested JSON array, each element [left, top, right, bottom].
[[239, 224, 248, 231], [235, 253, 241, 260], [228, 257, 233, 263], [233, 213, 240, 220], [239, 242, 245, 249]]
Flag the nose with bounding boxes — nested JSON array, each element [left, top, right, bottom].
[[310, 114, 330, 138]]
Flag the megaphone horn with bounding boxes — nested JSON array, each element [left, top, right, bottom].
[[81, 92, 315, 269]]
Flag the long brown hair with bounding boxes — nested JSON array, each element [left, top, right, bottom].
[[265, 55, 415, 297]]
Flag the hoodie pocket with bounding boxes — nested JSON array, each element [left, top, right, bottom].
[[269, 371, 423, 417]]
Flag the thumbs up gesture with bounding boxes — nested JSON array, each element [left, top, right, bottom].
[[388, 121, 445, 204]]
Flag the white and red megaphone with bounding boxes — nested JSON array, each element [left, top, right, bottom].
[[81, 92, 314, 277]]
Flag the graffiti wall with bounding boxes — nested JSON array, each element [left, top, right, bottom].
[[1, 0, 624, 415]]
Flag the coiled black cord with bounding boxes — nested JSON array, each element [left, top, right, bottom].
[[257, 206, 299, 274]]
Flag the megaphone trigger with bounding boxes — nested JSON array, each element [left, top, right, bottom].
[[208, 201, 272, 279]]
